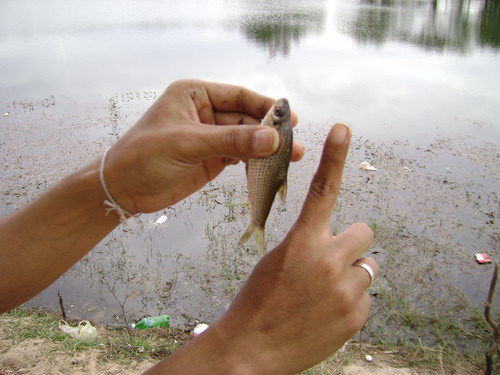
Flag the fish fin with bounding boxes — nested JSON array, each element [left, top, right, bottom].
[[238, 223, 255, 247], [238, 224, 266, 257], [278, 179, 287, 204], [255, 227, 266, 257]]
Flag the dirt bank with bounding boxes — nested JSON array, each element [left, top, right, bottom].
[[0, 310, 483, 374]]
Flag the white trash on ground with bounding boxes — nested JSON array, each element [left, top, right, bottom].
[[359, 161, 377, 171], [192, 323, 209, 337], [155, 215, 168, 225], [59, 320, 98, 341]]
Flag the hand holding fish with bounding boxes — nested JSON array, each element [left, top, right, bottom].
[[147, 124, 379, 375], [102, 79, 304, 215], [0, 79, 305, 314]]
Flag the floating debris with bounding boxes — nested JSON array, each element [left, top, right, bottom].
[[2, 112, 9, 117], [155, 215, 168, 225], [359, 161, 377, 171], [475, 253, 492, 264]]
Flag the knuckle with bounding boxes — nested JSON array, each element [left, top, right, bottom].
[[352, 222, 375, 239], [332, 289, 369, 333], [344, 309, 367, 334], [224, 128, 246, 155], [235, 88, 247, 113], [321, 260, 356, 307], [333, 286, 356, 313], [309, 177, 339, 201], [167, 79, 190, 93]]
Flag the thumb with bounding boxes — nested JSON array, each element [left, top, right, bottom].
[[196, 125, 279, 159]]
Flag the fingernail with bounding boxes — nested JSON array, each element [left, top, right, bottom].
[[253, 128, 279, 154], [332, 124, 349, 144]]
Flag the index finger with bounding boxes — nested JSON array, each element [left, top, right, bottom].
[[204, 80, 276, 120], [213, 110, 299, 128], [296, 124, 351, 232]]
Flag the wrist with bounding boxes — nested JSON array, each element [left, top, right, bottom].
[[205, 323, 262, 375], [70, 159, 123, 227], [99, 147, 139, 222], [94, 140, 145, 216], [211, 320, 280, 375]]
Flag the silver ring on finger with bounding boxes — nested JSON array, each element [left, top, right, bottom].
[[353, 260, 374, 288]]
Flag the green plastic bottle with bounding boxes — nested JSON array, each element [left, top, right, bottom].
[[130, 315, 170, 329]]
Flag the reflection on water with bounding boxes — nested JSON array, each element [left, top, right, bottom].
[[240, 0, 325, 57], [239, 0, 499, 56], [347, 0, 500, 52], [479, 0, 500, 47]]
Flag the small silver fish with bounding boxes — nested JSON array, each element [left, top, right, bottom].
[[238, 98, 293, 256]]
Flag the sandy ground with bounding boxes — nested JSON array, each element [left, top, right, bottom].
[[0, 338, 154, 375], [0, 338, 477, 375], [0, 337, 423, 375]]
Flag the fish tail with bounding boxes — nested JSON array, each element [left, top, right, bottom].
[[238, 223, 266, 257], [255, 227, 266, 257], [238, 223, 256, 247]]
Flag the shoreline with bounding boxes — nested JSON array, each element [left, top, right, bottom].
[[0, 308, 486, 374]]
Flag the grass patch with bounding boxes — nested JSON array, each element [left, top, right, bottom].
[[1, 308, 189, 363]]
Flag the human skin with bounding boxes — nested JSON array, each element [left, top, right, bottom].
[[145, 125, 378, 375], [0, 79, 377, 374]]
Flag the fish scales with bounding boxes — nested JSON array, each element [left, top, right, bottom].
[[238, 98, 293, 256], [247, 154, 286, 226]]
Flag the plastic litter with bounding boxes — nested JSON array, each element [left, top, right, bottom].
[[130, 315, 170, 329], [192, 323, 209, 337], [359, 161, 377, 171], [365, 354, 374, 362], [2, 112, 9, 117], [59, 320, 98, 341], [475, 253, 492, 264], [155, 215, 167, 225]]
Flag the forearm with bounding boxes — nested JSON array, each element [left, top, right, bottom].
[[144, 322, 261, 375], [0, 159, 120, 313]]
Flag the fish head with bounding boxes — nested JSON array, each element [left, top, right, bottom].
[[271, 98, 291, 128]]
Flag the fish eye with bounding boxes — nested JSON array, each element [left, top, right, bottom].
[[274, 108, 283, 117]]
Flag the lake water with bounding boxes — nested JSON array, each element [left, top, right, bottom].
[[1, 0, 499, 346], [2, 0, 499, 142]]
